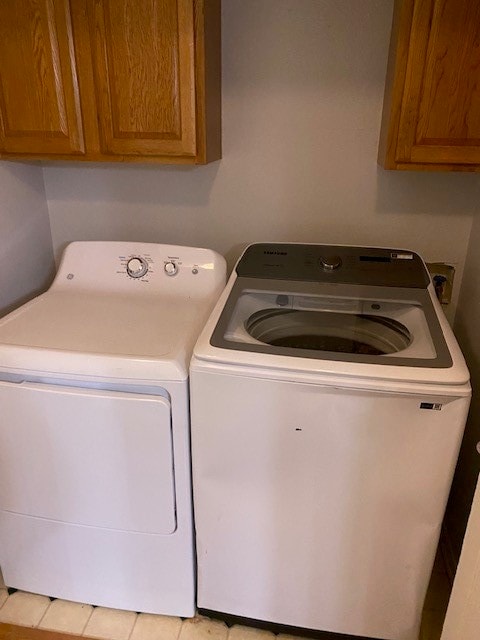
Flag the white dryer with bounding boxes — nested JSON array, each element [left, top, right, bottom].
[[0, 241, 225, 617], [190, 243, 471, 640]]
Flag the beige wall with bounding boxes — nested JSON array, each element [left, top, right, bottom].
[[0, 163, 55, 316], [445, 213, 480, 565], [44, 0, 479, 317]]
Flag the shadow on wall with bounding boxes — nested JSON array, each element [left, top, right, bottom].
[[3, 162, 50, 199], [43, 163, 221, 207], [223, 0, 392, 92], [0, 163, 56, 317], [374, 168, 480, 218]]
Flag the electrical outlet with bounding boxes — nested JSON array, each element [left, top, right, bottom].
[[426, 263, 455, 305]]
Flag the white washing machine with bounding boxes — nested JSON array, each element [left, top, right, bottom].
[[190, 243, 471, 640], [0, 241, 225, 617]]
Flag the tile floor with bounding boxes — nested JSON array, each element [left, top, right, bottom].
[[0, 556, 451, 640]]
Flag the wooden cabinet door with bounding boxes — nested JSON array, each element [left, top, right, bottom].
[[87, 0, 197, 157], [398, 0, 480, 165], [0, 0, 84, 155], [380, 0, 480, 170]]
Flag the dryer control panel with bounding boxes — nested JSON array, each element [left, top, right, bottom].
[[52, 241, 226, 298], [126, 256, 149, 279], [236, 243, 430, 289]]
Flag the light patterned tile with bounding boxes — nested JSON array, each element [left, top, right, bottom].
[[0, 591, 51, 626], [228, 625, 275, 640], [83, 607, 137, 640], [130, 613, 182, 640], [0, 590, 8, 609], [39, 599, 93, 634], [228, 624, 275, 640], [179, 617, 228, 640]]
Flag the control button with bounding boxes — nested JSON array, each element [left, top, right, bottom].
[[319, 255, 342, 271], [164, 261, 178, 276], [192, 267, 199, 275], [126, 256, 148, 279]]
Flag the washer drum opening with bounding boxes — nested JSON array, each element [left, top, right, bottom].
[[245, 309, 412, 355]]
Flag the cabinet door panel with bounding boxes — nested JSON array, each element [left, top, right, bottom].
[[0, 0, 84, 155], [89, 0, 196, 157], [397, 0, 480, 165]]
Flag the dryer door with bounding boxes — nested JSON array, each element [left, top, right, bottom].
[[0, 381, 176, 534]]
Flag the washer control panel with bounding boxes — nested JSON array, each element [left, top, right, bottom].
[[319, 255, 342, 271], [236, 243, 430, 289]]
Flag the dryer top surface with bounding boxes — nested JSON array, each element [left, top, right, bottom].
[[0, 241, 226, 382]]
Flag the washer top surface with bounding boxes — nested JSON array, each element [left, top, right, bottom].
[[193, 243, 470, 388], [0, 242, 226, 382]]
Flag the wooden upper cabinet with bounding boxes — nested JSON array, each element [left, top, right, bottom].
[[0, 0, 84, 155], [88, 0, 197, 157], [379, 0, 480, 171], [0, 0, 221, 164]]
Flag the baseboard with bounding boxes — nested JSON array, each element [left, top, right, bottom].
[[198, 608, 380, 640], [0, 623, 82, 640]]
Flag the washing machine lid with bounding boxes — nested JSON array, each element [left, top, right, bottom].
[[0, 241, 226, 382], [212, 278, 450, 367], [195, 244, 470, 387]]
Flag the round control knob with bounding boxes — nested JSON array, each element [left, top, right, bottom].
[[126, 256, 148, 279], [164, 261, 178, 276], [319, 255, 342, 271]]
